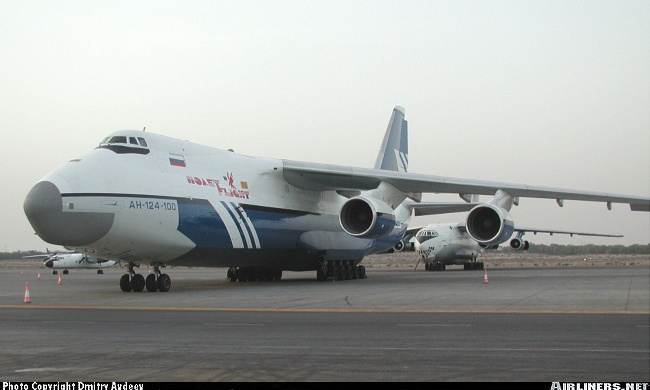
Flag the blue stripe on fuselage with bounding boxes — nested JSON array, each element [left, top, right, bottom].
[[228, 201, 259, 249], [176, 198, 406, 255], [177, 199, 314, 250], [239, 204, 314, 249], [220, 201, 250, 249], [177, 198, 233, 249]]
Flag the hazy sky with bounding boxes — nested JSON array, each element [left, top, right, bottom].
[[1, 0, 648, 252]]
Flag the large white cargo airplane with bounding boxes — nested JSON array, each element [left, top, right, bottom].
[[410, 221, 623, 271], [23, 250, 119, 274], [23, 106, 650, 292]]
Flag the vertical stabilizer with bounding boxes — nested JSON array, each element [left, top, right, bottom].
[[373, 106, 408, 172]]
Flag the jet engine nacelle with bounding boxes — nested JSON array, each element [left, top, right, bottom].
[[339, 196, 396, 238], [510, 238, 530, 251], [465, 204, 515, 246], [393, 239, 413, 252]]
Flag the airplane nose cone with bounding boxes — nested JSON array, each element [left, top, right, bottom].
[[23, 181, 115, 246]]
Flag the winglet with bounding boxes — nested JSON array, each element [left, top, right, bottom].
[[373, 106, 408, 172]]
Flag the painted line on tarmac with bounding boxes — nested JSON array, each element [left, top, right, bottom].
[[1, 304, 649, 315]]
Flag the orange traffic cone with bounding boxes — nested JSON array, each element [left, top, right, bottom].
[[57, 272, 62, 285], [37, 271, 41, 280], [483, 268, 489, 284], [24, 282, 31, 303]]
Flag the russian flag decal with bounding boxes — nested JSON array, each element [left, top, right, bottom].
[[169, 153, 186, 167]]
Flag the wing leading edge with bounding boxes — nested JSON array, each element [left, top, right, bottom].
[[513, 227, 622, 238], [281, 160, 650, 212]]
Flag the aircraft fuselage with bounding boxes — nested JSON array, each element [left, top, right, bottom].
[[414, 222, 481, 265], [24, 130, 407, 272]]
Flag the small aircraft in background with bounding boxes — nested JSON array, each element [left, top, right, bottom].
[[409, 221, 622, 271], [24, 249, 119, 274]]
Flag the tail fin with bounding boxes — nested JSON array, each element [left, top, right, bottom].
[[373, 106, 408, 172]]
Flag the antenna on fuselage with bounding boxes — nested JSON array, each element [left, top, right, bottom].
[[143, 127, 146, 132]]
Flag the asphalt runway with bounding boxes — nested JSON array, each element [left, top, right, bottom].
[[0, 264, 648, 382]]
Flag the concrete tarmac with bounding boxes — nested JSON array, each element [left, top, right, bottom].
[[0, 264, 648, 382]]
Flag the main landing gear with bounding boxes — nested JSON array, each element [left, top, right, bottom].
[[316, 260, 367, 282], [120, 263, 171, 292], [424, 259, 484, 271], [425, 261, 446, 271], [226, 267, 282, 282], [463, 259, 484, 270], [224, 261, 367, 283]]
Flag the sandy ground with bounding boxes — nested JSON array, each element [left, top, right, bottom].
[[363, 251, 650, 269], [1, 252, 648, 269]]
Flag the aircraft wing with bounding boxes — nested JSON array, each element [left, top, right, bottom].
[[22, 255, 50, 259], [282, 160, 650, 211], [409, 202, 481, 216], [513, 227, 622, 238]]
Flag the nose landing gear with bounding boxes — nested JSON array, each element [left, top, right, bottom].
[[119, 263, 170, 292]]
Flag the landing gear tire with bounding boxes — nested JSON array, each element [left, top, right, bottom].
[[63, 270, 69, 275], [327, 262, 335, 280], [345, 264, 353, 280], [426, 262, 445, 272], [146, 274, 158, 292], [157, 274, 171, 292], [120, 263, 169, 292], [357, 265, 368, 279], [120, 274, 132, 292], [338, 264, 347, 280], [317, 261, 367, 282], [226, 267, 238, 282], [465, 261, 484, 270], [354, 265, 362, 279], [97, 270, 103, 274], [131, 274, 145, 292]]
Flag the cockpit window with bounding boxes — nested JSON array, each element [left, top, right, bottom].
[[97, 134, 150, 155], [108, 136, 127, 144], [416, 229, 438, 238]]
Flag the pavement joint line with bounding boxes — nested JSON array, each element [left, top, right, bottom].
[[1, 304, 649, 315]]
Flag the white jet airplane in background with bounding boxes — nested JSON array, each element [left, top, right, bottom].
[[409, 221, 623, 271], [23, 106, 650, 293], [24, 250, 119, 274]]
